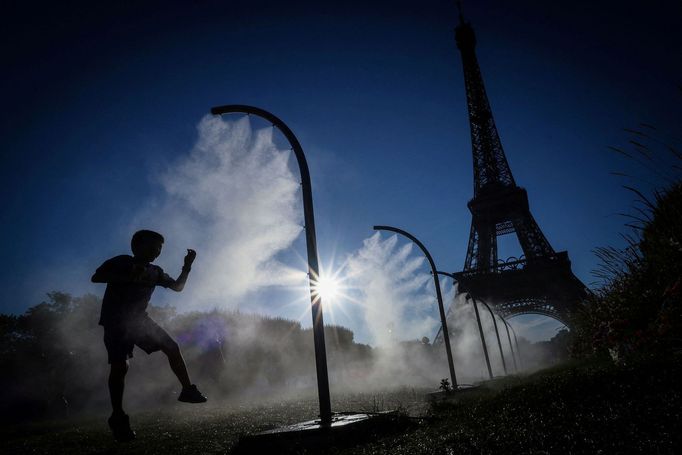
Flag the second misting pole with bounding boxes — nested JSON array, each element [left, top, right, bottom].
[[373, 225, 458, 389], [501, 317, 519, 372], [470, 295, 493, 379], [477, 298, 507, 375]]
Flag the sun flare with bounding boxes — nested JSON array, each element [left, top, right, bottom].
[[313, 275, 341, 303], [283, 255, 363, 324]]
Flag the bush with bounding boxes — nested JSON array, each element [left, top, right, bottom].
[[573, 159, 682, 359]]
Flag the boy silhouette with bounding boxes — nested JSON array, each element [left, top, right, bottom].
[[92, 229, 207, 441]]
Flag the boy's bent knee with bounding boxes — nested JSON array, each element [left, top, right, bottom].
[[110, 360, 129, 375], [162, 340, 180, 357]]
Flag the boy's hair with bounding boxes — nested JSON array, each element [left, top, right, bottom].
[[131, 230, 164, 255]]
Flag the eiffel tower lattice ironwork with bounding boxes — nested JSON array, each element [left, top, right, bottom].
[[448, 13, 588, 326]]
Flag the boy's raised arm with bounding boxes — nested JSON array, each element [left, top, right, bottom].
[[165, 249, 196, 292]]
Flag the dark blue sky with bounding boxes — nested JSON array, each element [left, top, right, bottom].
[[1, 0, 680, 339]]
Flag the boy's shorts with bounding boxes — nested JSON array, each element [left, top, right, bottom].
[[103, 316, 176, 364]]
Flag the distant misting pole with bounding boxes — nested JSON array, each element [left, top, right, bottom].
[[210, 104, 332, 425], [469, 295, 493, 379], [436, 267, 492, 380], [477, 298, 507, 375], [435, 271, 502, 378], [500, 316, 519, 371], [373, 225, 458, 388], [506, 319, 523, 369]]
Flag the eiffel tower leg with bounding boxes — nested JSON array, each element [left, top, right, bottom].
[[465, 219, 498, 272], [512, 211, 554, 259], [464, 221, 478, 270], [472, 220, 497, 271]]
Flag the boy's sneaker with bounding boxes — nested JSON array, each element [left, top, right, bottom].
[[108, 413, 136, 442], [178, 384, 207, 403]]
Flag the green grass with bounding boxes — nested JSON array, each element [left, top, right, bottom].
[[3, 389, 426, 454], [5, 356, 681, 454], [339, 355, 682, 454]]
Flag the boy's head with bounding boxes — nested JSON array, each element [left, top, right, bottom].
[[131, 230, 164, 262]]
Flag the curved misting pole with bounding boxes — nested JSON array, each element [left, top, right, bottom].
[[476, 298, 507, 375], [373, 226, 457, 388], [210, 104, 332, 425], [506, 319, 523, 369], [469, 295, 493, 379], [434, 271, 492, 380], [500, 317, 519, 372]]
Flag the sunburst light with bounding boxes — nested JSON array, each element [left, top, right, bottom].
[[277, 248, 363, 326], [312, 274, 342, 303]]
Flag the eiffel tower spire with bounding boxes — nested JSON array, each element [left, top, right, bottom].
[[456, 10, 516, 197]]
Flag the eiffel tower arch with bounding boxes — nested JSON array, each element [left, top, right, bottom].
[[440, 11, 588, 334]]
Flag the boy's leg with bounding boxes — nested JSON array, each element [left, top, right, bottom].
[[161, 340, 192, 389], [162, 340, 207, 403], [136, 316, 206, 402], [161, 338, 207, 403], [107, 360, 136, 441], [103, 327, 136, 441], [109, 360, 129, 415]]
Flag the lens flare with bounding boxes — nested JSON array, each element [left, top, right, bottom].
[[313, 275, 341, 303]]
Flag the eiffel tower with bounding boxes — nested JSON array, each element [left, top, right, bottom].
[[446, 10, 587, 326]]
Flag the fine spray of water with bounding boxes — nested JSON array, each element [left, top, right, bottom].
[[133, 115, 305, 311]]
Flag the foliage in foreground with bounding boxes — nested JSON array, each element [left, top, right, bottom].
[[570, 123, 682, 360]]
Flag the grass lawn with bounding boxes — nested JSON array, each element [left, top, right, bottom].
[[4, 355, 680, 454], [3, 389, 427, 454], [339, 354, 682, 454]]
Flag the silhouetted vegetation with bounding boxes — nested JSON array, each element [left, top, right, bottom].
[[515, 328, 572, 370], [571, 123, 682, 360]]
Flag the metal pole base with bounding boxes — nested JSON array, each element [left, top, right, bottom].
[[234, 412, 406, 454]]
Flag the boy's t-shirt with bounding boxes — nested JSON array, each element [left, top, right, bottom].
[[96, 255, 174, 327]]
